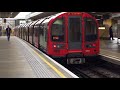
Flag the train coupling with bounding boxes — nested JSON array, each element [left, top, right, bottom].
[[67, 58, 85, 64]]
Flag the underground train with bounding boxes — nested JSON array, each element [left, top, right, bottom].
[[14, 12, 99, 64]]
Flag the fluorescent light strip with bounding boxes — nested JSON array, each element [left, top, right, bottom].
[[99, 27, 105, 29], [14, 12, 31, 19]]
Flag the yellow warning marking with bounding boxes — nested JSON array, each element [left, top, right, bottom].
[[32, 50, 66, 78]]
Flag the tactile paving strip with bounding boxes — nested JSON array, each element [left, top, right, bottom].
[[16, 37, 61, 78]]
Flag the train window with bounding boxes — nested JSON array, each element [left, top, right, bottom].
[[34, 26, 38, 37], [39, 25, 44, 36], [51, 18, 64, 42], [84, 18, 98, 42], [29, 27, 32, 36], [45, 28, 47, 42]]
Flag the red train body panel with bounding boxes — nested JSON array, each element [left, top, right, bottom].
[[14, 12, 99, 62]]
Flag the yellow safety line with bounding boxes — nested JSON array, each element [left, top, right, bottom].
[[32, 50, 66, 78]]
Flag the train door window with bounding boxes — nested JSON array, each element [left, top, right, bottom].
[[35, 26, 37, 37], [51, 18, 64, 42], [40, 25, 44, 36], [45, 24, 48, 42], [29, 27, 31, 36], [30, 26, 33, 36], [69, 17, 81, 42], [84, 18, 97, 42]]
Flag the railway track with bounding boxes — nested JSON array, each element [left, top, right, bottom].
[[56, 58, 120, 78]]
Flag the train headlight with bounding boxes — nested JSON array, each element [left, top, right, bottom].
[[53, 45, 57, 48], [92, 43, 96, 47], [53, 44, 65, 49], [86, 44, 96, 48]]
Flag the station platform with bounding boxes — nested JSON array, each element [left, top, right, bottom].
[[0, 36, 78, 78], [100, 38, 120, 65]]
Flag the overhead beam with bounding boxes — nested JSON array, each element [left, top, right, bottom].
[[27, 12, 60, 20]]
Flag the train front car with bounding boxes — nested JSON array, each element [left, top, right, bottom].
[[46, 12, 99, 64]]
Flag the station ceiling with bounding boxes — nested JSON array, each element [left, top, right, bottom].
[[88, 12, 113, 19], [29, 12, 114, 20], [89, 12, 112, 16], [0, 12, 19, 18], [0, 12, 116, 20]]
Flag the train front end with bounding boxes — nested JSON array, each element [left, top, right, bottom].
[[47, 12, 99, 64]]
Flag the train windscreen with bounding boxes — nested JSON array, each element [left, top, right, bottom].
[[84, 18, 97, 42], [51, 18, 64, 42]]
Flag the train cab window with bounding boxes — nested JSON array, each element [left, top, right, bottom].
[[84, 18, 98, 42], [51, 18, 64, 42]]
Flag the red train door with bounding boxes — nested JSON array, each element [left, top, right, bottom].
[[68, 16, 82, 50]]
